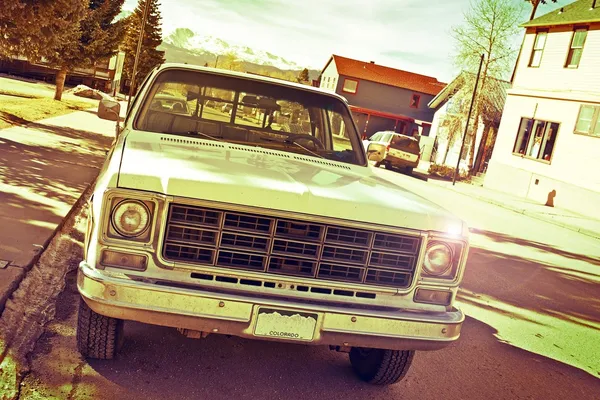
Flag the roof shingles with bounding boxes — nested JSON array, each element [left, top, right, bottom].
[[329, 55, 446, 96], [522, 0, 600, 27]]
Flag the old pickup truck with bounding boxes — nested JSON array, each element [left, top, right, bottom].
[[77, 63, 469, 385]]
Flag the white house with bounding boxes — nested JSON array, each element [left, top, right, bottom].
[[485, 0, 600, 218], [427, 72, 509, 174]]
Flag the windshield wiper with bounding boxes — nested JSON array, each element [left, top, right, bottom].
[[283, 138, 325, 159], [186, 130, 224, 142], [250, 132, 325, 159], [186, 130, 325, 160]]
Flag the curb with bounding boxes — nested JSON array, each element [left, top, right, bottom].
[[0, 179, 96, 316], [448, 188, 600, 240]]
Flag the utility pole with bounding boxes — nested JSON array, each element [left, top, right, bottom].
[[214, 55, 220, 68], [127, 0, 151, 111], [453, 53, 484, 186]]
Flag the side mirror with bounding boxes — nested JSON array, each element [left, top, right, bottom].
[[366, 143, 386, 162], [98, 99, 121, 121]]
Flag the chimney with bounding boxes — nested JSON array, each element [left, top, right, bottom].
[[369, 61, 375, 64]]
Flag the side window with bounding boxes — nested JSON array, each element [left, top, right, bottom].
[[197, 87, 236, 123], [125, 67, 157, 124], [235, 93, 275, 128], [327, 107, 358, 152], [342, 79, 358, 94], [529, 30, 547, 67], [383, 133, 394, 143], [151, 82, 196, 115], [409, 94, 421, 109], [566, 28, 588, 68], [574, 104, 600, 137], [370, 132, 382, 142], [513, 117, 559, 161]]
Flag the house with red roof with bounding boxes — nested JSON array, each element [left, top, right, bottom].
[[319, 55, 446, 139]]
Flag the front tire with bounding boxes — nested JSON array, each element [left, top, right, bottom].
[[76, 298, 124, 359], [349, 348, 415, 385]]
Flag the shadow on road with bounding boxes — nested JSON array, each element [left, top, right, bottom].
[[0, 114, 112, 202], [0, 112, 111, 266], [458, 228, 600, 378], [471, 228, 600, 267]]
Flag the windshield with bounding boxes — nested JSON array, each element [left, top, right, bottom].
[[135, 69, 366, 166]]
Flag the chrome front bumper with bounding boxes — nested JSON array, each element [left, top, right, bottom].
[[78, 262, 464, 351]]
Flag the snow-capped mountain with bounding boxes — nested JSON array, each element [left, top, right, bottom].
[[163, 28, 304, 70]]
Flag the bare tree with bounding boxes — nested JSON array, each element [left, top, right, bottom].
[[451, 0, 524, 173]]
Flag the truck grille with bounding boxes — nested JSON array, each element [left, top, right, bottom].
[[163, 204, 421, 289]]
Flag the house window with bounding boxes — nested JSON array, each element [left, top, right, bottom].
[[513, 117, 559, 161], [529, 30, 547, 67], [575, 105, 600, 137], [342, 78, 358, 94], [410, 94, 421, 108], [565, 28, 588, 68]]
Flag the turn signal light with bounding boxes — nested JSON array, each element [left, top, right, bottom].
[[100, 250, 147, 271], [414, 288, 452, 306]]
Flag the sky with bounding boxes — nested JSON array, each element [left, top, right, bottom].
[[123, 0, 573, 82]]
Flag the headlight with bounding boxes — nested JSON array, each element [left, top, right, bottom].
[[111, 200, 151, 238], [423, 243, 453, 276]]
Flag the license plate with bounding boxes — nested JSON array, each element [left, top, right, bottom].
[[254, 308, 318, 341], [389, 149, 417, 161]]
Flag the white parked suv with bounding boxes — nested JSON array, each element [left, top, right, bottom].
[[363, 131, 421, 174], [78, 63, 469, 386]]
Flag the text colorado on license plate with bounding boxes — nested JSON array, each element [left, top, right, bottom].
[[254, 308, 318, 341]]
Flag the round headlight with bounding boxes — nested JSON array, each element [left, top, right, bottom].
[[423, 243, 453, 276], [111, 200, 150, 238]]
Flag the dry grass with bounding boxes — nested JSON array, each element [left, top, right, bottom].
[[0, 94, 95, 129], [0, 76, 99, 129]]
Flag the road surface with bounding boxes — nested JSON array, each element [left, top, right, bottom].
[[17, 169, 600, 400]]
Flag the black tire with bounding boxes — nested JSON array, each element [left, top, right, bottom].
[[349, 348, 415, 385], [374, 161, 382, 168], [76, 297, 124, 359], [405, 167, 414, 175]]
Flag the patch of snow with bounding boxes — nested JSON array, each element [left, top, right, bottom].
[[67, 85, 115, 101], [164, 30, 302, 70]]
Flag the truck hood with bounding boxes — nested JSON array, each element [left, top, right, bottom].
[[117, 131, 464, 233]]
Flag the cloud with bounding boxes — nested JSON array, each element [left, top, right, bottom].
[[122, 0, 574, 81]]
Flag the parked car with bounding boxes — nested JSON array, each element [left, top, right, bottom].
[[150, 94, 190, 115], [363, 130, 421, 174], [85, 63, 469, 386], [221, 103, 233, 114]]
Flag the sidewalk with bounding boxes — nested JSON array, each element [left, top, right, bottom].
[[0, 106, 119, 311], [428, 179, 600, 240], [371, 159, 600, 240]]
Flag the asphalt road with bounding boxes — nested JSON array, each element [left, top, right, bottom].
[[18, 169, 600, 400]]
